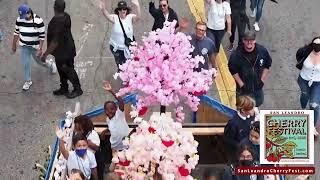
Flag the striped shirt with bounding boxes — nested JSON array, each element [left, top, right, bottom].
[[14, 14, 45, 49]]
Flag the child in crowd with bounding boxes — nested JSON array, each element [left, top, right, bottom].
[[224, 95, 256, 162], [224, 96, 256, 147], [56, 128, 98, 180], [102, 81, 130, 152], [74, 115, 100, 153], [101, 81, 130, 173], [68, 169, 85, 180], [240, 121, 260, 161]]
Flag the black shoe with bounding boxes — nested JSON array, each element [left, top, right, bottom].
[[53, 88, 68, 96], [66, 89, 83, 99]]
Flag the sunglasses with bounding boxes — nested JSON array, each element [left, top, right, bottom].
[[119, 8, 127, 11], [159, 4, 167, 7]]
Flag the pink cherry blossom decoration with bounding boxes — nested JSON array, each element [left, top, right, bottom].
[[115, 21, 214, 122]]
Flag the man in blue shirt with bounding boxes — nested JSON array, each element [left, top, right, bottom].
[[190, 21, 218, 72]]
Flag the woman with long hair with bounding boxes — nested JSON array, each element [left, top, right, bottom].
[[223, 144, 264, 180], [296, 36, 320, 136], [98, 0, 141, 71]]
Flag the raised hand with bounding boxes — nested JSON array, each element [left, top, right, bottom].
[[97, 0, 105, 10], [131, 0, 140, 6], [179, 18, 190, 30], [103, 80, 112, 91], [56, 126, 66, 140]]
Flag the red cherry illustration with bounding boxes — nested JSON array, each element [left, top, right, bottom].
[[138, 106, 148, 116], [148, 127, 156, 134], [178, 166, 190, 176], [266, 142, 272, 149], [267, 153, 278, 162], [119, 160, 131, 166], [162, 140, 174, 147]]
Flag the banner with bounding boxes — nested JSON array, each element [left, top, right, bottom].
[[260, 110, 314, 164]]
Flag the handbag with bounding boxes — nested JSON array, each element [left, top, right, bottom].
[[118, 15, 135, 47]]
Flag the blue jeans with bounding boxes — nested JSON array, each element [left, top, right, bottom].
[[297, 75, 320, 125], [207, 28, 225, 52], [250, 0, 265, 23], [20, 46, 48, 81]]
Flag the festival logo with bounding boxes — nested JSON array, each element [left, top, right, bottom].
[[260, 110, 314, 164]]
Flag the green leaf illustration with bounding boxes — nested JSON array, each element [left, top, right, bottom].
[[283, 141, 297, 150], [274, 136, 287, 145]]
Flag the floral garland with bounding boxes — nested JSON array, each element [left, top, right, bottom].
[[114, 21, 215, 122], [112, 113, 199, 180]]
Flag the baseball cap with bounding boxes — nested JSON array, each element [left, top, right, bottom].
[[117, 1, 128, 10], [243, 31, 256, 40], [18, 4, 30, 19]]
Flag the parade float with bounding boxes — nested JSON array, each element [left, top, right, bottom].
[[41, 21, 238, 179]]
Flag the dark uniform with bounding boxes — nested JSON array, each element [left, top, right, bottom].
[[47, 12, 82, 98]]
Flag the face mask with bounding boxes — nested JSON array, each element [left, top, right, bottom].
[[75, 148, 87, 157], [313, 43, 320, 52], [239, 160, 253, 166]]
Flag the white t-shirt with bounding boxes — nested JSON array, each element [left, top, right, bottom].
[[67, 150, 97, 179], [86, 130, 100, 153], [207, 1, 231, 30], [106, 109, 130, 151], [300, 54, 320, 86], [109, 14, 135, 57]]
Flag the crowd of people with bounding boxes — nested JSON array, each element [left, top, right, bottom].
[[10, 0, 320, 179]]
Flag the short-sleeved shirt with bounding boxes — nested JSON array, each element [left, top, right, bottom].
[[106, 109, 130, 151], [86, 130, 100, 153], [67, 150, 97, 179], [190, 34, 217, 71], [47, 12, 76, 59], [207, 1, 231, 30]]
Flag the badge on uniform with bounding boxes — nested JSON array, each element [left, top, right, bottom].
[[259, 59, 264, 66], [201, 48, 208, 55]]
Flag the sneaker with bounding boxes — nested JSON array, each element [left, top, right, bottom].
[[22, 81, 33, 90], [253, 22, 260, 32], [66, 89, 83, 99], [53, 88, 68, 96], [46, 58, 57, 74], [227, 43, 234, 52], [250, 8, 256, 18]]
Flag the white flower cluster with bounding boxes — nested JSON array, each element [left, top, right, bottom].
[[112, 113, 199, 180]]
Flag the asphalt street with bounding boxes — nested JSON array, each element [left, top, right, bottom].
[[0, 0, 319, 179]]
